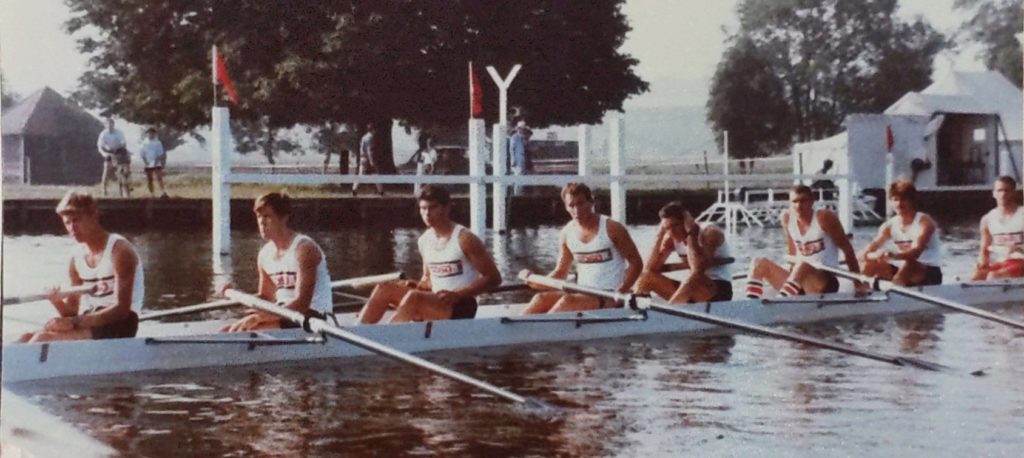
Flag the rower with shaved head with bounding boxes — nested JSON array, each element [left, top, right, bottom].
[[520, 182, 644, 313], [745, 185, 864, 299], [221, 191, 334, 332], [358, 185, 501, 324], [859, 180, 944, 286], [634, 201, 733, 303], [973, 176, 1024, 280], [18, 191, 145, 343]]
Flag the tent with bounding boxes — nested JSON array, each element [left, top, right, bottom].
[[2, 87, 104, 184]]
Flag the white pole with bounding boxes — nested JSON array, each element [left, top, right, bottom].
[[578, 125, 592, 176], [468, 118, 487, 236], [491, 123, 508, 233], [486, 65, 522, 127], [837, 177, 853, 233], [609, 116, 627, 223], [211, 106, 233, 259], [723, 130, 732, 235]]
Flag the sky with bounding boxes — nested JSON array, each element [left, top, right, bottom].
[[0, 0, 989, 158]]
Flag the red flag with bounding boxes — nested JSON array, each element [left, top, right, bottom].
[[212, 46, 239, 105], [885, 125, 894, 152], [469, 61, 483, 118]]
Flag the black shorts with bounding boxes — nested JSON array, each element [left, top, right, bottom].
[[711, 279, 733, 301], [451, 296, 478, 320], [822, 273, 840, 293], [885, 264, 943, 286], [89, 310, 140, 339], [280, 309, 327, 329]]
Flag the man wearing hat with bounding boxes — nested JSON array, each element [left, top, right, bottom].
[[509, 120, 531, 195], [17, 191, 145, 343]]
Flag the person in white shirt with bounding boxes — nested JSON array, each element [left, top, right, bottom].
[[352, 124, 385, 197], [18, 191, 144, 343], [358, 185, 501, 324], [96, 117, 130, 197], [520, 182, 644, 314], [138, 127, 168, 198], [221, 192, 333, 332], [973, 176, 1024, 280], [860, 180, 944, 286]]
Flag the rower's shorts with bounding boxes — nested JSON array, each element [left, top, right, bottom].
[[885, 263, 942, 286], [279, 309, 327, 329], [711, 279, 734, 301], [89, 310, 140, 339], [450, 296, 478, 320], [822, 273, 840, 293]]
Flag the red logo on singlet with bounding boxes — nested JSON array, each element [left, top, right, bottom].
[[575, 248, 613, 264], [272, 272, 297, 289], [796, 239, 825, 256], [894, 240, 913, 250], [429, 261, 464, 278], [993, 232, 1024, 245]]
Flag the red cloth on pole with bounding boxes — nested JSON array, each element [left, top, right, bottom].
[[213, 46, 239, 105], [886, 125, 894, 152], [469, 61, 483, 118]]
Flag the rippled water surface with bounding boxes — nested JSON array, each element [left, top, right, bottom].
[[4, 220, 1024, 456]]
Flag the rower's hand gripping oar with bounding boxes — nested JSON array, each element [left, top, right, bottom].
[[139, 272, 406, 322], [523, 274, 948, 372], [2, 284, 95, 307], [797, 258, 1024, 333], [223, 288, 560, 414]]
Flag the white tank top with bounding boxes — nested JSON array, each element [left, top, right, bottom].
[[258, 234, 333, 314], [672, 224, 732, 281], [888, 212, 942, 267], [73, 233, 145, 312], [787, 210, 840, 268], [419, 225, 481, 293], [987, 207, 1024, 261], [566, 215, 626, 290]]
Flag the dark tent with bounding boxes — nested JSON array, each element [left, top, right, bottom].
[[2, 87, 104, 184]]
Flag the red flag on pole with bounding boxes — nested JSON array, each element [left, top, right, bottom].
[[885, 125, 894, 152], [212, 45, 239, 105], [469, 61, 483, 118]]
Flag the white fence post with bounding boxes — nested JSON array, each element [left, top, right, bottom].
[[578, 124, 592, 176], [491, 124, 509, 233], [468, 118, 487, 236], [211, 106, 233, 259], [609, 117, 627, 223], [837, 177, 853, 233]]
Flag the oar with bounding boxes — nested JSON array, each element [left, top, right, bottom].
[[2, 285, 95, 306], [660, 257, 735, 273], [140, 272, 405, 322], [223, 288, 558, 413], [798, 258, 1024, 332], [522, 274, 947, 371]]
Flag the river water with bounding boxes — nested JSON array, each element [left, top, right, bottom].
[[3, 219, 1023, 456]]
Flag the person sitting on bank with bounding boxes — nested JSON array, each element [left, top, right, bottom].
[[18, 191, 145, 343], [358, 185, 501, 324], [972, 176, 1024, 280], [220, 192, 334, 332], [634, 201, 733, 303], [859, 180, 944, 286]]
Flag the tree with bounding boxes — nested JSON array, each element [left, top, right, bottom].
[[707, 0, 948, 158], [1, 72, 18, 111], [65, 0, 648, 167], [955, 0, 1023, 87]]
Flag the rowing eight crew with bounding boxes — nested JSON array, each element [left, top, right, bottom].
[[15, 176, 1024, 343]]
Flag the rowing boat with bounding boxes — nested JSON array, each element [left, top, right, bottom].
[[3, 280, 1023, 384]]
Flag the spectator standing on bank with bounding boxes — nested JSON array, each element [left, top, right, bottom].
[[353, 124, 385, 197], [96, 117, 129, 196], [509, 121, 531, 196], [414, 132, 438, 195], [138, 127, 168, 198]]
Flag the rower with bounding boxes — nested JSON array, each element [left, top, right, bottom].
[[358, 185, 501, 324], [520, 182, 643, 313], [18, 191, 144, 343], [745, 185, 863, 298], [972, 176, 1024, 280], [220, 191, 333, 332], [634, 201, 733, 303], [860, 179, 943, 286]]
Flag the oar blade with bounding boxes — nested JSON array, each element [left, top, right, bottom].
[[893, 356, 948, 372], [521, 396, 564, 418]]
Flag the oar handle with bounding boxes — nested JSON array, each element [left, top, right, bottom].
[[660, 257, 735, 273], [2, 284, 96, 306], [329, 272, 404, 290], [523, 274, 636, 308]]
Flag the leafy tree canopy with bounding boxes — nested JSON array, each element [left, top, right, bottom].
[[707, 0, 948, 158], [954, 0, 1023, 87], [65, 0, 648, 165]]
